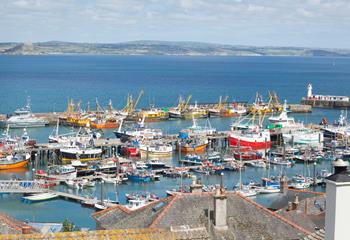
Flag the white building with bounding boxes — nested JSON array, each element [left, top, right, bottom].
[[305, 84, 350, 102], [325, 159, 350, 240]]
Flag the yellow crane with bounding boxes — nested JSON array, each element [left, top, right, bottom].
[[217, 95, 229, 111], [123, 90, 144, 114], [182, 95, 192, 112]]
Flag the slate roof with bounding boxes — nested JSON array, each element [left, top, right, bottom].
[[94, 192, 312, 239], [326, 170, 350, 183]]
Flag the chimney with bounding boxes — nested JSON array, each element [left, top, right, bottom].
[[325, 159, 350, 240], [292, 193, 300, 210], [22, 226, 31, 234], [190, 175, 202, 193], [280, 175, 288, 193], [213, 173, 228, 231]]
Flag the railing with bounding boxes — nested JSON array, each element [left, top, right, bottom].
[[0, 180, 45, 193]]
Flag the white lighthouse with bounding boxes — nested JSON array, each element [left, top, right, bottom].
[[307, 83, 313, 98]]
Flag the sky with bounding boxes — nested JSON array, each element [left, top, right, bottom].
[[1, 0, 350, 48]]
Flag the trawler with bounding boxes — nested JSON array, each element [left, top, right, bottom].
[[113, 116, 162, 140], [0, 97, 48, 128]]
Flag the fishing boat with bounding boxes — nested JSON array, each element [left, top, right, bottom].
[[127, 170, 152, 183], [268, 100, 295, 127], [139, 142, 173, 158], [235, 185, 258, 197], [248, 160, 266, 168], [121, 145, 140, 157], [0, 152, 30, 170], [185, 117, 216, 136], [233, 151, 263, 161], [125, 198, 149, 210], [22, 192, 58, 202], [268, 156, 294, 166], [140, 106, 169, 121], [183, 101, 208, 119], [177, 138, 207, 154], [257, 178, 280, 194], [0, 97, 49, 128], [290, 175, 311, 189], [229, 128, 271, 150], [322, 110, 350, 139], [146, 159, 167, 169], [96, 159, 118, 173], [60, 140, 102, 163], [168, 95, 191, 119], [101, 175, 121, 184], [36, 165, 77, 180], [81, 197, 98, 207], [114, 117, 162, 140], [283, 128, 323, 146], [90, 118, 119, 129]]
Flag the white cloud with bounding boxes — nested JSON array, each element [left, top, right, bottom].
[[0, 0, 349, 48]]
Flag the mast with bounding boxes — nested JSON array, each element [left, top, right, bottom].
[[239, 138, 242, 190]]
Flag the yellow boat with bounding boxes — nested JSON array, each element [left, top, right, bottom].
[[0, 153, 30, 170], [141, 108, 169, 122]]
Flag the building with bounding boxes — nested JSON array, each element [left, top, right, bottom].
[[92, 178, 321, 239], [301, 84, 350, 108], [325, 159, 350, 240]]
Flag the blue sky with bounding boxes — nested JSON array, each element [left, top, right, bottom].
[[1, 0, 350, 48]]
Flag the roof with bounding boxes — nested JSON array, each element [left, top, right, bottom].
[[93, 196, 174, 229], [0, 213, 37, 235], [267, 189, 324, 210], [0, 228, 176, 240], [326, 170, 350, 183], [94, 191, 311, 239]]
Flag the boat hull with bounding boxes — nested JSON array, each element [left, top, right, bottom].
[[229, 134, 271, 150], [0, 160, 29, 170], [179, 143, 207, 154]]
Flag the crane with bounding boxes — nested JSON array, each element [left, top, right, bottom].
[[183, 95, 192, 112]]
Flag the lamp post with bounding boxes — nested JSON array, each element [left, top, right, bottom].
[[313, 161, 317, 186]]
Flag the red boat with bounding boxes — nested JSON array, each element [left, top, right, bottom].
[[228, 130, 271, 150], [121, 146, 139, 157], [233, 151, 263, 161]]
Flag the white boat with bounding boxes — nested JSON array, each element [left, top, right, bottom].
[[60, 143, 102, 163], [38, 165, 77, 180], [101, 175, 121, 184], [0, 97, 49, 128], [80, 179, 95, 188], [186, 117, 216, 136], [94, 202, 107, 210], [268, 100, 295, 127], [236, 187, 258, 197], [114, 117, 163, 140], [125, 198, 148, 210], [283, 128, 323, 146], [248, 161, 266, 168], [65, 179, 80, 189], [146, 159, 167, 169], [139, 143, 173, 158], [135, 161, 148, 169], [290, 175, 311, 189], [22, 192, 58, 202], [258, 186, 280, 194]]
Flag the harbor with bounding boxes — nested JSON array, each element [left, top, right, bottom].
[[1, 56, 350, 239], [0, 83, 346, 231]]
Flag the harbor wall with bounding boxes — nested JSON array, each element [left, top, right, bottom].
[[301, 99, 350, 109]]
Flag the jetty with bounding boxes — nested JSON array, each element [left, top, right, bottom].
[[0, 180, 117, 207], [301, 83, 350, 108]]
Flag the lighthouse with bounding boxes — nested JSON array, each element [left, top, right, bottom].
[[307, 83, 312, 98]]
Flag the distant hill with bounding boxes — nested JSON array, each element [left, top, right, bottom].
[[1, 40, 350, 57]]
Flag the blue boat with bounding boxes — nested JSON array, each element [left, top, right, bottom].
[[127, 171, 152, 183]]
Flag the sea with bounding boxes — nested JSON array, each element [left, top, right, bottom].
[[0, 55, 349, 230]]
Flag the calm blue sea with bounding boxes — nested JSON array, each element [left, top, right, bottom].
[[0, 55, 349, 230], [1, 55, 350, 114]]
